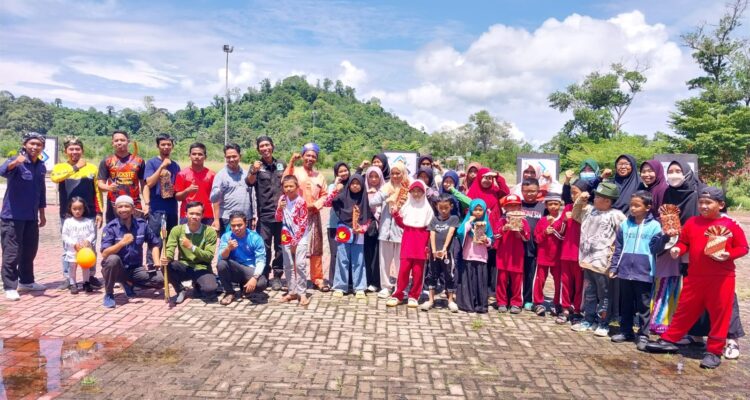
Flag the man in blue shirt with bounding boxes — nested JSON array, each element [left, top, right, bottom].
[[144, 133, 180, 269], [0, 132, 47, 301], [100, 195, 163, 308], [217, 211, 267, 305]]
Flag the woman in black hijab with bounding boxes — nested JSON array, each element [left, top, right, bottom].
[[331, 174, 373, 296], [663, 160, 703, 223], [327, 162, 351, 286], [371, 153, 390, 181], [612, 154, 641, 214]]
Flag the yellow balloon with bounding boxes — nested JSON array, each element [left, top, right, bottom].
[[76, 247, 97, 269]]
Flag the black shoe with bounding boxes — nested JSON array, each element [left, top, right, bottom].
[[271, 278, 282, 291], [645, 339, 679, 353], [83, 282, 93, 293], [69, 284, 79, 295], [534, 305, 546, 316], [699, 352, 721, 369], [88, 276, 103, 289], [611, 333, 635, 343]]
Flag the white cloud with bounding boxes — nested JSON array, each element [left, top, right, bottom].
[[0, 60, 73, 89], [66, 57, 178, 88], [338, 60, 367, 88]]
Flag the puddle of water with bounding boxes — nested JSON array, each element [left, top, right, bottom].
[[0, 337, 129, 400]]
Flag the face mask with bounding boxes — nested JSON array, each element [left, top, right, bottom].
[[580, 172, 596, 181], [667, 173, 685, 187]]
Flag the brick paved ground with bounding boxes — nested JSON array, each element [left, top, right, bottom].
[[2, 202, 750, 399]]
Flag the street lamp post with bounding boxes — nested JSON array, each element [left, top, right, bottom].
[[223, 44, 234, 145]]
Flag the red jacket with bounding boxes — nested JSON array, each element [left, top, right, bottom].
[[534, 213, 565, 267], [491, 213, 529, 273], [675, 215, 748, 277], [393, 212, 430, 261], [559, 204, 581, 262]]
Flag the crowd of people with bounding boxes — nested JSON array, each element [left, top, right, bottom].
[[1, 130, 747, 370]]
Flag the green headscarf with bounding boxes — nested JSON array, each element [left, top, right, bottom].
[[578, 159, 600, 175]]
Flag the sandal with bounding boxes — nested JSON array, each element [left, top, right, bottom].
[[316, 280, 331, 292], [724, 339, 740, 360], [220, 293, 235, 306], [278, 294, 299, 303]]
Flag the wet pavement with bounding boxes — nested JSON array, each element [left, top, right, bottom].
[[0, 206, 749, 399]]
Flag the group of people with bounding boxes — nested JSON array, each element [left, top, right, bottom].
[[1, 131, 747, 370]]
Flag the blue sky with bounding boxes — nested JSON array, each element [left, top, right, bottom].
[[0, 0, 737, 145]]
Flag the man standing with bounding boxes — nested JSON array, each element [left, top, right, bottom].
[[217, 211, 267, 305], [1, 132, 47, 301], [246, 136, 285, 291], [210, 143, 254, 233], [284, 143, 328, 291], [100, 195, 163, 308], [50, 136, 104, 291], [144, 133, 180, 268], [161, 201, 218, 304], [174, 143, 216, 225], [97, 130, 149, 222]]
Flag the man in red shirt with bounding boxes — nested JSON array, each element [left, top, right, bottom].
[[646, 187, 748, 369], [174, 143, 217, 225]]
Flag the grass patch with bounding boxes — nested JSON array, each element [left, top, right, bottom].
[[471, 319, 484, 331]]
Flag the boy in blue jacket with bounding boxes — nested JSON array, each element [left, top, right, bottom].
[[608, 191, 666, 345]]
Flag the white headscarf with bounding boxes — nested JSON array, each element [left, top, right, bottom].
[[399, 180, 433, 227]]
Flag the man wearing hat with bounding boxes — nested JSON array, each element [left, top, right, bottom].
[[100, 195, 164, 308], [284, 143, 329, 291], [647, 187, 748, 369], [1, 132, 48, 301], [246, 136, 286, 290], [571, 181, 626, 337]]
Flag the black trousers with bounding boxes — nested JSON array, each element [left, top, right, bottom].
[[522, 255, 537, 305], [619, 278, 652, 336], [146, 211, 178, 267], [327, 228, 339, 283], [216, 259, 268, 293], [363, 232, 380, 289], [101, 255, 164, 295], [257, 219, 283, 279], [1, 219, 39, 289], [486, 248, 497, 292], [167, 260, 217, 295]]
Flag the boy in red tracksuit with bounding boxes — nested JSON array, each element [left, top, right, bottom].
[[532, 192, 565, 317], [646, 187, 748, 369], [558, 180, 590, 324], [492, 194, 530, 314]]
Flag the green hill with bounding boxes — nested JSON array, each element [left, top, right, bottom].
[[0, 76, 426, 166]]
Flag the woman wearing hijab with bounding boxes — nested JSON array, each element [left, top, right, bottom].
[[417, 154, 443, 190], [638, 160, 668, 218], [416, 166, 440, 207], [363, 166, 384, 292], [329, 174, 373, 298], [440, 170, 466, 216], [356, 153, 391, 182], [612, 154, 641, 215], [562, 159, 601, 204], [463, 162, 482, 193], [327, 162, 351, 286], [369, 161, 410, 298]]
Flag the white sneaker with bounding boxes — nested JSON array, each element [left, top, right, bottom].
[[5, 290, 20, 301], [724, 339, 740, 360], [448, 301, 459, 313], [407, 298, 419, 308], [594, 325, 610, 337], [419, 300, 434, 311], [367, 285, 378, 292], [17, 282, 46, 292], [377, 288, 391, 299]]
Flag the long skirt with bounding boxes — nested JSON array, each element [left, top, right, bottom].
[[456, 260, 488, 313], [649, 275, 681, 335]]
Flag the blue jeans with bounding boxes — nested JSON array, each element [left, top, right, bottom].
[[334, 242, 365, 292], [583, 269, 610, 325]]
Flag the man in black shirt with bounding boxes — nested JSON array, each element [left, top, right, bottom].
[[246, 136, 286, 291]]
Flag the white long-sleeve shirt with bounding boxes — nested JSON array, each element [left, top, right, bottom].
[[62, 217, 97, 262]]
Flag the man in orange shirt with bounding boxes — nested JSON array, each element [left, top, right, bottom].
[[285, 143, 329, 291]]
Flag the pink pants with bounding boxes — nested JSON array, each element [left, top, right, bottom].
[[392, 258, 425, 301]]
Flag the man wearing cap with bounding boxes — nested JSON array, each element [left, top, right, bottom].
[[50, 136, 104, 291], [1, 132, 48, 301], [647, 187, 748, 369], [100, 195, 164, 308], [246, 135, 286, 290], [284, 143, 329, 291]]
